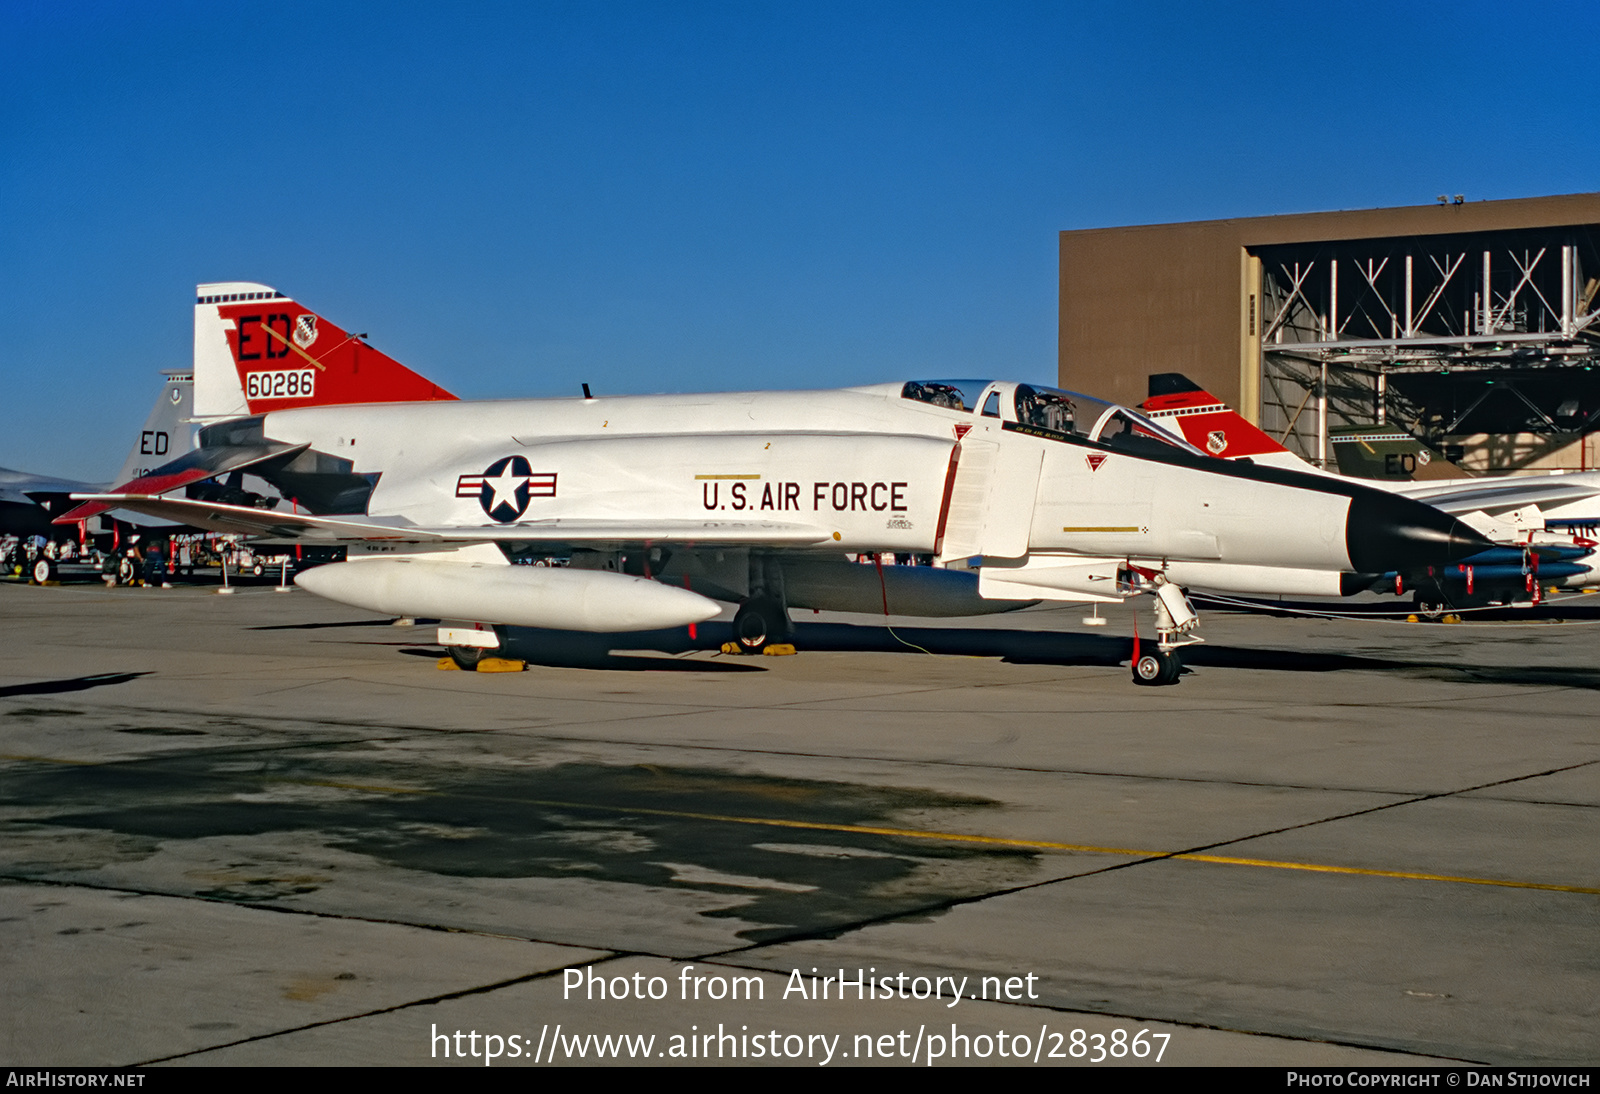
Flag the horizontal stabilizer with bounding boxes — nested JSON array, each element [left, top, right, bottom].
[[55, 442, 307, 524]]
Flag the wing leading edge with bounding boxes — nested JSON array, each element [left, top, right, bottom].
[[65, 493, 832, 547]]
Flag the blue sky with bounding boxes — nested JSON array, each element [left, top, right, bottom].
[[4, 0, 1597, 477]]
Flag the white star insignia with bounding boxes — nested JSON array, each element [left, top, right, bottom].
[[483, 467, 528, 514]]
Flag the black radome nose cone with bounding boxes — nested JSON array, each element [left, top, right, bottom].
[[1345, 491, 1495, 573]]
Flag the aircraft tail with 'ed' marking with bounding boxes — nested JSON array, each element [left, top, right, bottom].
[[111, 370, 196, 486], [192, 282, 456, 421]]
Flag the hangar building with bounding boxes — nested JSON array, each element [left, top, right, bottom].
[[1058, 193, 1600, 473]]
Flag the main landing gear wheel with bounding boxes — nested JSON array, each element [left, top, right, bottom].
[[1132, 648, 1181, 686], [117, 557, 137, 586], [447, 645, 488, 671], [732, 596, 787, 653], [31, 558, 56, 585]]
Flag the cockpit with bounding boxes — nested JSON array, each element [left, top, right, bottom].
[[898, 380, 985, 412], [900, 379, 1204, 457]]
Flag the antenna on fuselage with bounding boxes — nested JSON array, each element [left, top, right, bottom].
[[582, 383, 593, 400]]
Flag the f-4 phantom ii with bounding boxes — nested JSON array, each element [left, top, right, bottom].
[[63, 282, 1493, 685], [1139, 374, 1600, 609]]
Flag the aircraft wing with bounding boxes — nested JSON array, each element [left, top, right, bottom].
[[1401, 479, 1600, 516], [64, 493, 833, 547]]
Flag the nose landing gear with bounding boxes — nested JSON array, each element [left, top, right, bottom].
[[1127, 570, 1201, 687]]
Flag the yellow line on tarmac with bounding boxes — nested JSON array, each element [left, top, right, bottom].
[[10, 751, 1592, 896], [413, 795, 1600, 897], [1173, 854, 1600, 894]]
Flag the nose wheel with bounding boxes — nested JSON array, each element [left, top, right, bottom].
[[1132, 647, 1182, 686]]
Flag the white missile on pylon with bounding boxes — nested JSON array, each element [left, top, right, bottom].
[[295, 558, 723, 632]]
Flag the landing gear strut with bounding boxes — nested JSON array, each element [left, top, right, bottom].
[[1128, 570, 1201, 687], [730, 556, 794, 653]]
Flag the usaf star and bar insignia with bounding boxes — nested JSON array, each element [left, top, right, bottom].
[[456, 456, 557, 522]]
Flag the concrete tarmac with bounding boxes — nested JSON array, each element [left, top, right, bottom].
[[1, 579, 1596, 1067]]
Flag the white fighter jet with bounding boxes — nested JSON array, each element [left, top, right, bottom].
[[62, 283, 1492, 685], [1139, 374, 1600, 607]]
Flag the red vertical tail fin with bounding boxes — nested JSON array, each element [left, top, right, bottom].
[[1140, 373, 1315, 472], [193, 282, 456, 420]]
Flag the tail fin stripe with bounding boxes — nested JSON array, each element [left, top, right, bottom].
[[256, 320, 328, 371]]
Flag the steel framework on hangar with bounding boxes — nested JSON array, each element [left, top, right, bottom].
[[1058, 192, 1600, 473]]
